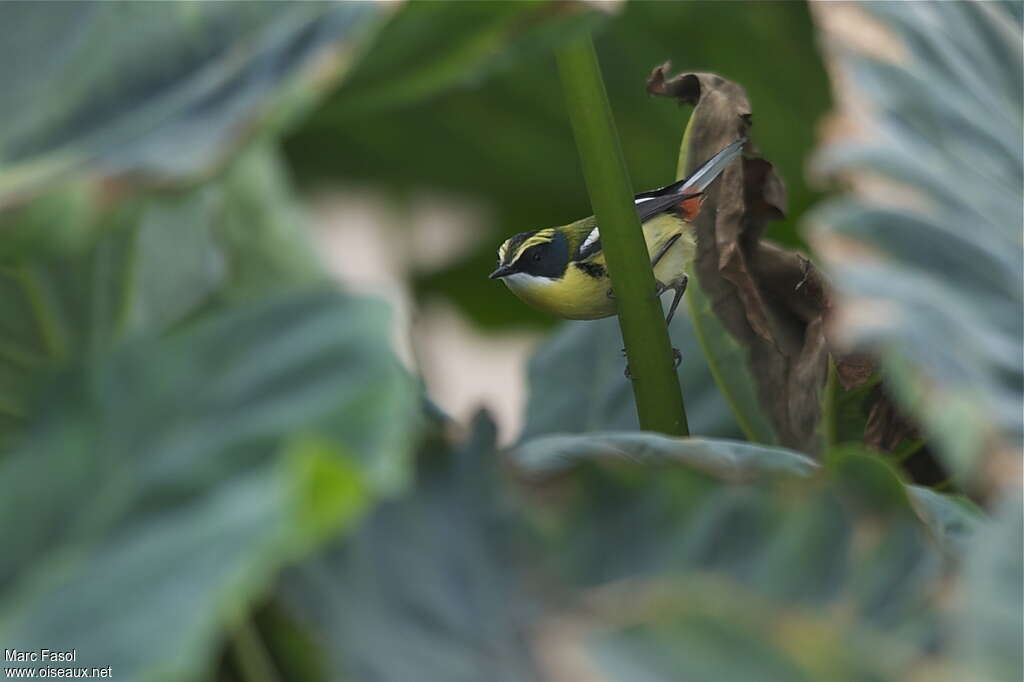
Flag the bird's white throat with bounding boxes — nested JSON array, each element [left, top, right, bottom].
[[502, 272, 556, 290]]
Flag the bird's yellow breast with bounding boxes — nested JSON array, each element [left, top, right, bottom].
[[502, 213, 695, 320]]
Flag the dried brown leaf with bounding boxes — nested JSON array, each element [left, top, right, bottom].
[[647, 64, 914, 455]]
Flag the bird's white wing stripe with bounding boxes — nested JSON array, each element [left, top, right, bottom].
[[582, 193, 665, 253]]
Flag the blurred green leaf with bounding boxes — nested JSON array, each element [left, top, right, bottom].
[[515, 432, 815, 481], [285, 1, 832, 329], [0, 2, 382, 205], [207, 144, 325, 300], [518, 431, 978, 556], [281, 412, 543, 682], [523, 451, 949, 682], [0, 290, 416, 680], [0, 198, 223, 449], [283, 415, 971, 682], [243, 600, 331, 682], [588, 608, 813, 682], [953, 492, 1023, 682], [521, 315, 742, 442], [326, 0, 606, 119], [0, 183, 97, 264], [906, 486, 984, 557], [809, 1, 1023, 482], [0, 146, 320, 450]]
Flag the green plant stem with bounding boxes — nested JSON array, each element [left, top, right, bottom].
[[556, 35, 688, 436], [232, 616, 280, 682]]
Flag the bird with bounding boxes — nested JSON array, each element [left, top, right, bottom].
[[489, 138, 745, 326]]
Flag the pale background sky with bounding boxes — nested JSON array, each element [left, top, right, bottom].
[[310, 188, 542, 444]]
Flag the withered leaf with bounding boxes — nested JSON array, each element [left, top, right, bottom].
[[647, 63, 911, 455]]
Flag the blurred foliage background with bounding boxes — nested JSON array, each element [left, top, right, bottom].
[[0, 2, 1019, 682]]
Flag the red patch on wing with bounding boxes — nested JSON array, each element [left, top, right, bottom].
[[677, 193, 705, 221]]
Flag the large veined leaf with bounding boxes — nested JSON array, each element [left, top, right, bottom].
[[521, 315, 741, 442], [0, 291, 416, 681], [808, 1, 1023, 485], [0, 145, 321, 450], [0, 198, 223, 448], [516, 431, 979, 558], [0, 2, 383, 206], [517, 448, 955, 682], [281, 413, 543, 682], [281, 412, 978, 682]]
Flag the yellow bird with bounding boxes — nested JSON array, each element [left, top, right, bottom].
[[489, 138, 745, 325]]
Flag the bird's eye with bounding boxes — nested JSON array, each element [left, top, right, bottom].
[[532, 252, 541, 262]]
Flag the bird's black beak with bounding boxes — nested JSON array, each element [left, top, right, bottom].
[[489, 264, 514, 280]]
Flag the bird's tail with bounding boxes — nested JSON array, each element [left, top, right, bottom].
[[632, 137, 747, 222], [637, 137, 747, 202], [678, 136, 747, 193]]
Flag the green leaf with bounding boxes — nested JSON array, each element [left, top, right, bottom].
[[520, 449, 949, 682], [0, 290, 416, 680], [281, 412, 543, 682], [206, 144, 325, 299], [0, 2, 382, 204], [515, 432, 816, 481], [906, 486, 984, 557], [0, 183, 96, 264], [0, 146, 320, 450], [808, 1, 1023, 482], [323, 0, 605, 119], [953, 492, 1023, 682], [588, 614, 812, 682], [283, 417, 966, 682], [521, 315, 741, 441], [518, 431, 977, 563], [0, 207, 222, 448]]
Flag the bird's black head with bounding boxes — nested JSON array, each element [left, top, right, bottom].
[[489, 228, 569, 280]]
